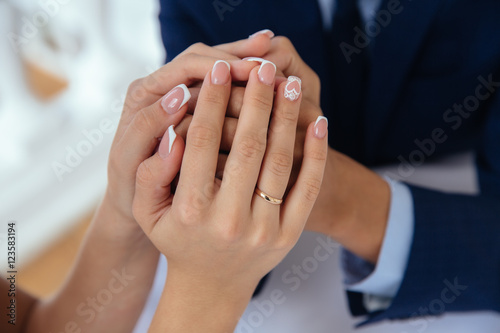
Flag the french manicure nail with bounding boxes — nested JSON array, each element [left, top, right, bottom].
[[258, 60, 276, 85], [314, 116, 328, 139], [161, 84, 191, 114], [284, 76, 302, 102], [243, 57, 266, 63], [159, 125, 177, 159], [249, 29, 275, 39], [211, 60, 231, 85]]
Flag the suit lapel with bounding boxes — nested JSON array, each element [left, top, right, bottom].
[[364, 0, 445, 161]]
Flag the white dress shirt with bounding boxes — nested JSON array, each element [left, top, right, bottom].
[[318, 0, 414, 308]]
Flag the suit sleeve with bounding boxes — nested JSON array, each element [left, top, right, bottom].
[[361, 86, 500, 325]]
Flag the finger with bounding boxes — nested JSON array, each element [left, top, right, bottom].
[[242, 58, 286, 78], [221, 60, 277, 206], [262, 37, 321, 104], [253, 76, 302, 208], [216, 153, 228, 180], [112, 84, 190, 194], [215, 30, 274, 58], [180, 42, 241, 61], [281, 116, 329, 234], [187, 85, 246, 119], [119, 55, 258, 139], [178, 60, 231, 192], [176, 115, 237, 153], [133, 126, 185, 233]]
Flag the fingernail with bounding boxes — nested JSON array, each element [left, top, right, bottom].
[[258, 60, 276, 85], [159, 125, 177, 159], [249, 29, 275, 39], [211, 60, 231, 85], [284, 76, 302, 102], [314, 116, 328, 139], [161, 84, 191, 114], [242, 57, 266, 63]]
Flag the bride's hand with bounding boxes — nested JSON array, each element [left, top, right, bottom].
[[132, 59, 328, 332]]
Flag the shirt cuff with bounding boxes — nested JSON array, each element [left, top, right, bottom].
[[342, 178, 415, 298]]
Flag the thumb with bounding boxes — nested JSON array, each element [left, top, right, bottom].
[[133, 126, 185, 233]]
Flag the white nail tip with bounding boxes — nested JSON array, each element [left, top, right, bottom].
[[249, 29, 275, 39], [315, 116, 328, 127], [284, 76, 302, 101], [257, 60, 276, 76], [168, 125, 177, 154], [243, 57, 265, 62], [174, 83, 191, 109], [214, 60, 231, 71]]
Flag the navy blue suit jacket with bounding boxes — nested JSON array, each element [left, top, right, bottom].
[[158, 0, 500, 324]]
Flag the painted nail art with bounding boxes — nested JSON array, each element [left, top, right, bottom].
[[284, 76, 302, 101]]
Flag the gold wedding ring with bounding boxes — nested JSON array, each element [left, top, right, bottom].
[[254, 187, 283, 205]]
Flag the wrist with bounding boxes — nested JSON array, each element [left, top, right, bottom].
[[306, 150, 390, 263], [91, 194, 155, 252], [151, 271, 254, 332]]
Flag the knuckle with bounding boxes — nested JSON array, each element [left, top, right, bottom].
[[202, 90, 226, 108], [126, 78, 147, 106], [274, 36, 293, 50], [251, 227, 273, 248], [216, 219, 244, 244], [132, 109, 156, 135], [136, 162, 155, 187], [302, 177, 322, 202], [127, 78, 143, 94], [277, 233, 299, 251], [268, 150, 293, 177], [187, 42, 207, 54], [249, 94, 273, 111], [107, 151, 121, 174], [188, 124, 220, 150], [311, 71, 321, 88], [178, 205, 203, 226], [236, 135, 266, 160], [306, 146, 328, 163], [173, 52, 193, 67], [176, 189, 212, 225], [278, 104, 299, 123]]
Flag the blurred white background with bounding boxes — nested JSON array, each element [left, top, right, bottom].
[[0, 0, 165, 269]]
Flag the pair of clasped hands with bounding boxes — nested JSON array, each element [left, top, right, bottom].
[[106, 30, 328, 331]]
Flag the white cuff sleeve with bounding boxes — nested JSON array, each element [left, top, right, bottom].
[[342, 178, 414, 298]]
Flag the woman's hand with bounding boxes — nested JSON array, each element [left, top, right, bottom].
[[103, 36, 272, 232], [22, 39, 276, 333], [132, 59, 328, 332], [198, 34, 391, 263]]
